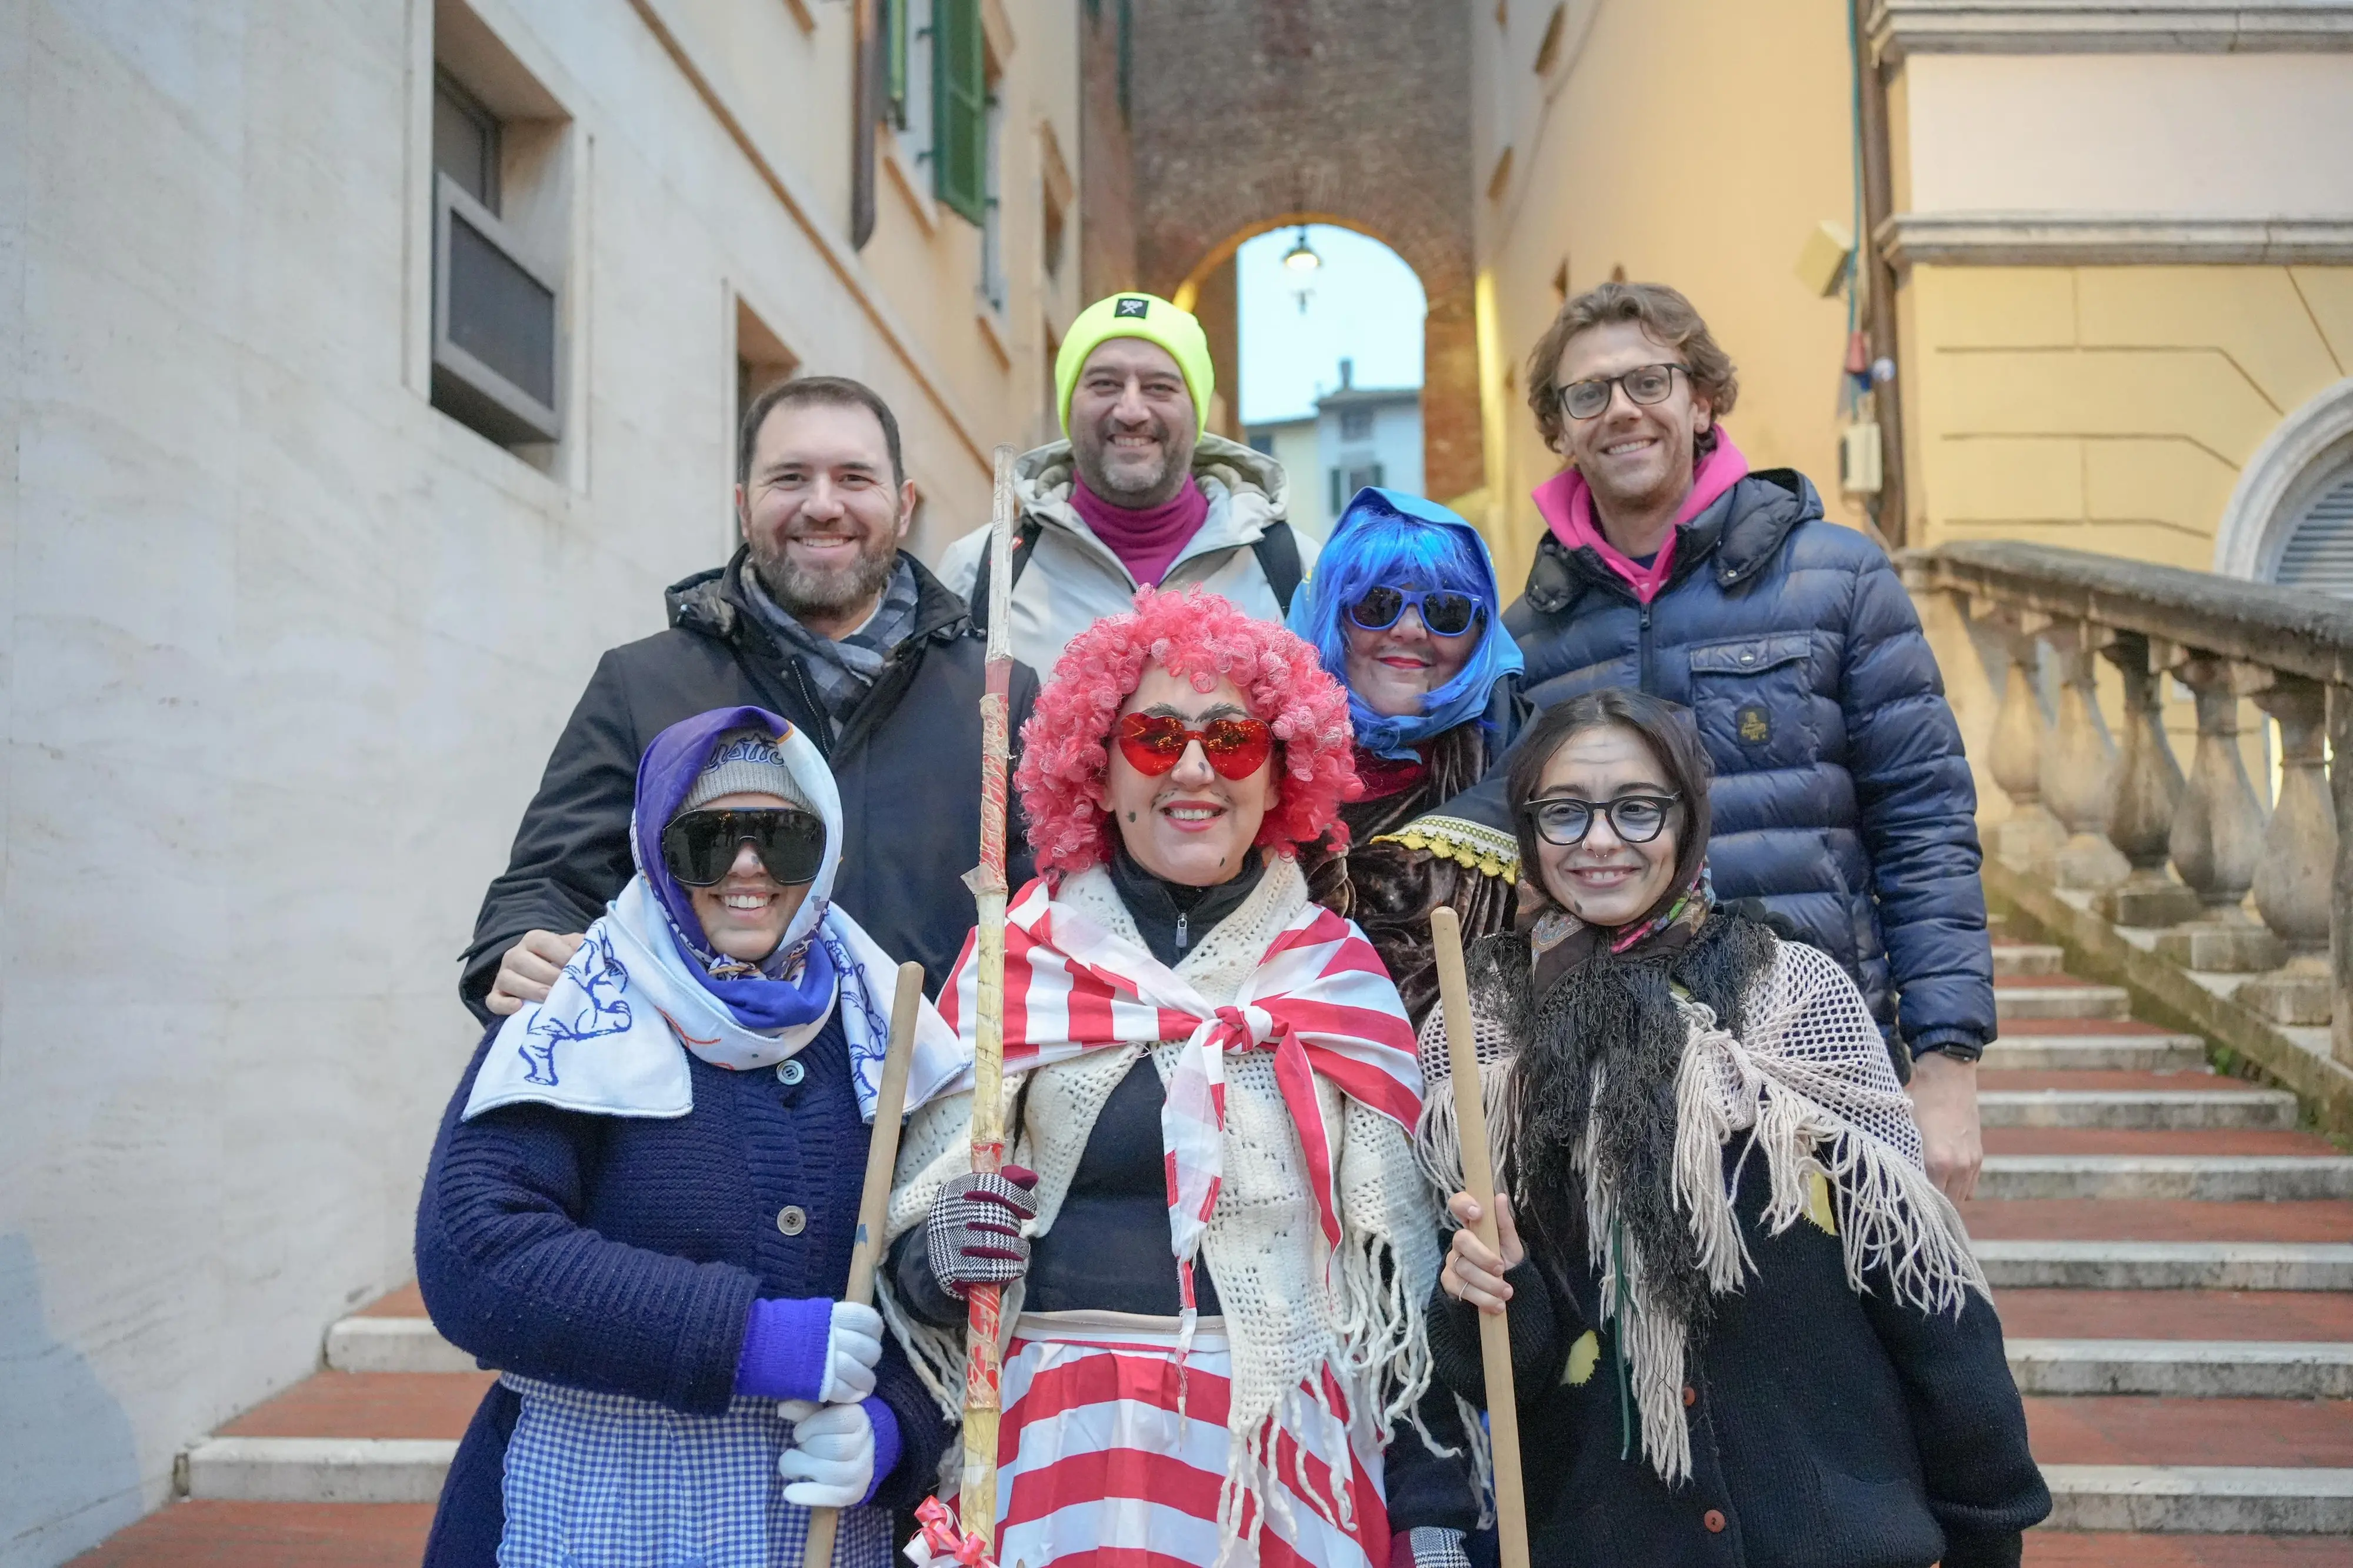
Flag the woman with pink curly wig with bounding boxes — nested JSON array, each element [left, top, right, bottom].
[[883, 589, 1478, 1568]]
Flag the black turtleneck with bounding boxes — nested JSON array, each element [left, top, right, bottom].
[[1106, 842, 1266, 968]]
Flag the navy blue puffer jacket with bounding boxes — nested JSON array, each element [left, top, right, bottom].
[[1461, 469, 1994, 1058]]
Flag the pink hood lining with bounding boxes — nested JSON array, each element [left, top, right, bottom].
[[1531, 429, 1751, 604]]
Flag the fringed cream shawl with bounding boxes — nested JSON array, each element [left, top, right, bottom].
[[881, 858, 1447, 1552], [1417, 933, 1987, 1486]]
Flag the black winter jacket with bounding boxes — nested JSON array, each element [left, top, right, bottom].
[[462, 549, 1038, 1019], [1429, 1152, 2049, 1568], [1453, 471, 1994, 1058]]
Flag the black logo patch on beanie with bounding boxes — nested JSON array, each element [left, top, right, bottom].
[[1113, 296, 1151, 318]]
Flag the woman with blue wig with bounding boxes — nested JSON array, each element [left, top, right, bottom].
[[1292, 487, 1528, 1024], [415, 706, 968, 1568]]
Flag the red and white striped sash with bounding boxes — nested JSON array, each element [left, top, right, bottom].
[[939, 872, 1422, 1329]]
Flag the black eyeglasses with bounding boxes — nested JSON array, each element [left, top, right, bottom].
[[661, 808, 827, 888], [1522, 793, 1681, 847], [1555, 363, 1686, 422], [1347, 586, 1482, 638]]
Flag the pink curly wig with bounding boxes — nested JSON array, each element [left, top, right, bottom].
[[1015, 586, 1360, 874]]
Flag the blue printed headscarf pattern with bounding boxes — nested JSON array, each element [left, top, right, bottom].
[[1285, 487, 1524, 761]]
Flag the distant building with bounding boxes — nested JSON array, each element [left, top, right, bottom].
[[1247, 358, 1424, 537]]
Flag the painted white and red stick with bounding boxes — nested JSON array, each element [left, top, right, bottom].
[[957, 442, 1020, 1559]]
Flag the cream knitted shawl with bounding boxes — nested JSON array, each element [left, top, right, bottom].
[[881, 856, 1444, 1547], [1418, 933, 1988, 1486]]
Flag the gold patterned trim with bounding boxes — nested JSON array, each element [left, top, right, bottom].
[[1372, 814, 1520, 879]]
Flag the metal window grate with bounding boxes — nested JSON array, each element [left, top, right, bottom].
[[2275, 468, 2353, 598], [448, 211, 555, 407]]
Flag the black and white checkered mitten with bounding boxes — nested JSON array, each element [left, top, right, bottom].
[[1405, 1527, 1471, 1568], [923, 1166, 1039, 1296]]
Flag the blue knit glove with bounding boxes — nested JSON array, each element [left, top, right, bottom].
[[734, 1299, 884, 1403]]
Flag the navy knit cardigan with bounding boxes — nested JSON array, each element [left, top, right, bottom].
[[414, 1010, 951, 1567]]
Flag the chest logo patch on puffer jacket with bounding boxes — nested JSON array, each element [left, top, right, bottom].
[[1736, 703, 1771, 745]]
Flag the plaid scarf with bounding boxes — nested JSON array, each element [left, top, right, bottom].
[[936, 872, 1423, 1341], [742, 556, 921, 735]]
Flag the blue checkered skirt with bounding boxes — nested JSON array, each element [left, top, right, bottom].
[[497, 1374, 894, 1567]]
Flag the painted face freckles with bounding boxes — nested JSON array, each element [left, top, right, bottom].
[[1104, 666, 1275, 887], [1529, 725, 1682, 928], [684, 791, 815, 962]]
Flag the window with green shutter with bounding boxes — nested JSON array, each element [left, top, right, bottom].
[[931, 0, 986, 225], [882, 0, 909, 129]]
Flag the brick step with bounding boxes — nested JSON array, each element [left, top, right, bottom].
[[2010, 1340, 2353, 1398], [326, 1317, 473, 1375], [1961, 1201, 2353, 1244], [356, 1283, 427, 1317], [2028, 1396, 2353, 1469], [1987, 1130, 2344, 1158], [182, 1438, 456, 1504], [1980, 1090, 2300, 1132], [1998, 980, 2134, 1021], [1998, 1290, 2353, 1342], [2041, 1467, 2353, 1534], [1975, 1241, 2353, 1290], [1995, 942, 2068, 978], [1978, 1157, 2353, 1202], [216, 1370, 492, 1441], [61, 1500, 435, 1567], [2026, 1535, 2353, 1567], [1987, 1034, 2211, 1072]]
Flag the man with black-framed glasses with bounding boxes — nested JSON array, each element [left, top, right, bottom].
[[1414, 281, 1994, 1202]]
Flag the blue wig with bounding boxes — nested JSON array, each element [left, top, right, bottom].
[[1286, 486, 1524, 760]]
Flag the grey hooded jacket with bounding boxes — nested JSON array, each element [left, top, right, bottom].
[[938, 432, 1318, 673]]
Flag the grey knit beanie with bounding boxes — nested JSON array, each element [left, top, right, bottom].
[[681, 728, 817, 815]]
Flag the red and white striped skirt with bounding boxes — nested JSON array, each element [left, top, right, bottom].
[[994, 1312, 1391, 1568]]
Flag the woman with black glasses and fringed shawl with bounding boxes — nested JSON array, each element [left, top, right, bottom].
[[1420, 688, 2048, 1568]]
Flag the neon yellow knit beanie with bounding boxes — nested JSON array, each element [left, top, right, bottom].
[[1055, 292, 1215, 436]]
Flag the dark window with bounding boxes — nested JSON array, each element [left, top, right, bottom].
[[446, 209, 555, 407], [1346, 463, 1384, 495], [434, 71, 499, 212], [1248, 432, 1274, 456], [933, 0, 987, 223], [1340, 408, 1374, 441], [1329, 467, 1342, 514]]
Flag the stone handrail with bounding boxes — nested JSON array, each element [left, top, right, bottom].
[[1906, 540, 2353, 1069]]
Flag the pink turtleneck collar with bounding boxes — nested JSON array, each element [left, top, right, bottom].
[[1531, 429, 1750, 604], [1070, 476, 1211, 588]]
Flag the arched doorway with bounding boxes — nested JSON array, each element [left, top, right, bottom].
[[2215, 377, 2353, 593], [1219, 223, 1428, 537], [1123, 0, 1479, 506]]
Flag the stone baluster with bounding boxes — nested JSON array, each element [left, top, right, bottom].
[[2094, 632, 2201, 927], [2155, 652, 2283, 972], [1981, 609, 2065, 874], [2328, 685, 2353, 1069], [2236, 672, 2336, 1024], [2041, 620, 2129, 889]]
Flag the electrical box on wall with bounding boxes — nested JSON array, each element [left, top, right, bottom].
[[1839, 421, 1884, 496]]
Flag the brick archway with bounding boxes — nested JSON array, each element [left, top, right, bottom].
[[1126, 1, 1479, 504]]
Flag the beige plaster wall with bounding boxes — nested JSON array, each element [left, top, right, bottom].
[[0, 2, 1076, 1562], [1471, 0, 1867, 593]]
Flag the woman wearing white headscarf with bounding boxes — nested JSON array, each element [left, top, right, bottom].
[[416, 706, 967, 1568]]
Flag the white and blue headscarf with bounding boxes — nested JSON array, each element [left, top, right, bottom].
[[1285, 487, 1524, 761], [465, 706, 966, 1125]]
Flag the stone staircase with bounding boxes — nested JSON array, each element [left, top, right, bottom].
[[66, 939, 2353, 1566]]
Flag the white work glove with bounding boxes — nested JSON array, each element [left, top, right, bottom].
[[776, 1398, 875, 1508], [820, 1300, 884, 1404]]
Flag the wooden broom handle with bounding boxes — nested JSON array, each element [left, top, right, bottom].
[[801, 961, 925, 1568], [1431, 907, 1532, 1568]]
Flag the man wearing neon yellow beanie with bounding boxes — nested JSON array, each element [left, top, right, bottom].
[[940, 291, 1317, 670]]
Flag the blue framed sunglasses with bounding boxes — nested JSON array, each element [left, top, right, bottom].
[[1345, 586, 1483, 638]]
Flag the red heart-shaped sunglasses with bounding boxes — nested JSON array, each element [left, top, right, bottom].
[[1116, 712, 1275, 779]]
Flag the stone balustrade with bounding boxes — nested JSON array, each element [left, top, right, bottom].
[[1909, 541, 2353, 1066]]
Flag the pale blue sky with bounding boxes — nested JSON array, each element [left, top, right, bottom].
[[1235, 224, 1426, 426]]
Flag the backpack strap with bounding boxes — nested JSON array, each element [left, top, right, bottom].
[[966, 515, 1045, 634], [1251, 520, 1304, 615]]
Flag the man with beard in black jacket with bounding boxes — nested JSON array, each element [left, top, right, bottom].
[[463, 376, 1037, 1022]]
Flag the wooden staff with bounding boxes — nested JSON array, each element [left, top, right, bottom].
[[959, 442, 1019, 1556], [801, 960, 926, 1568], [1431, 907, 1532, 1568]]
